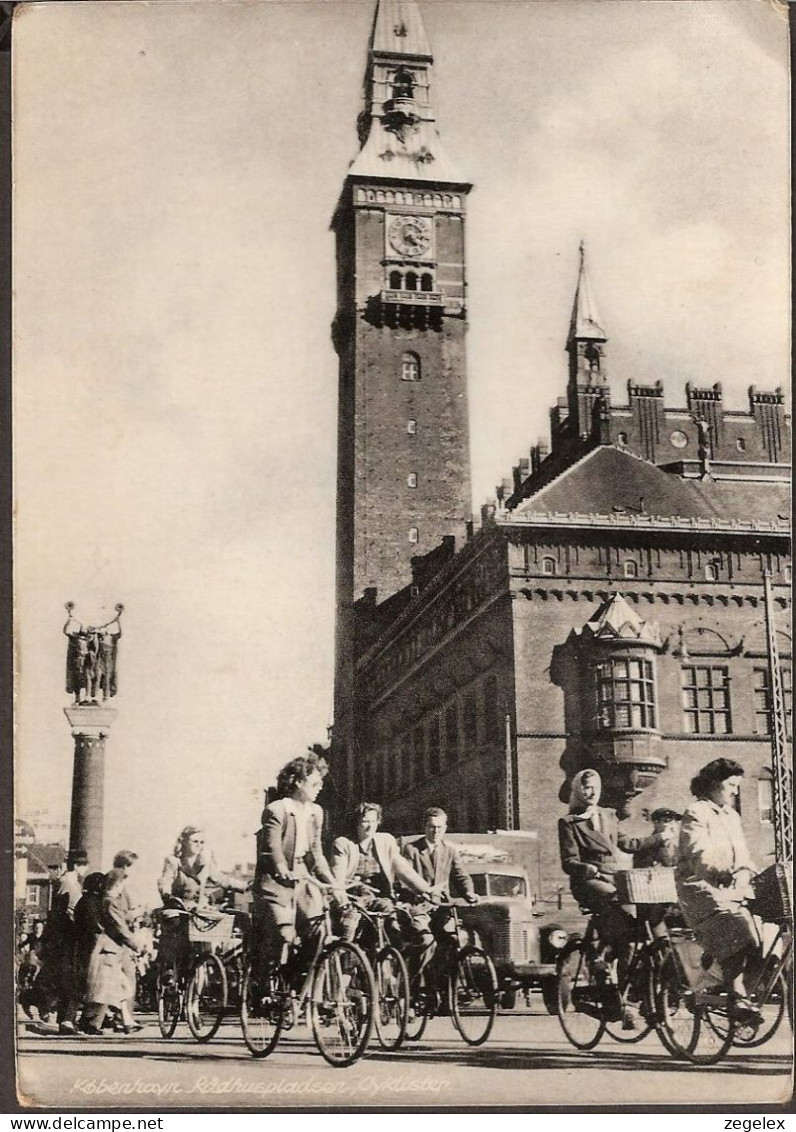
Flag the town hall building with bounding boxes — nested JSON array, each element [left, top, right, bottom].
[[329, 0, 791, 904]]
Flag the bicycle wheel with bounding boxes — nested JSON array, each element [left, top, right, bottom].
[[156, 964, 181, 1039], [556, 939, 607, 1050], [240, 962, 286, 1059], [186, 954, 227, 1043], [734, 970, 786, 1048], [374, 946, 410, 1051], [449, 946, 498, 1047], [404, 967, 430, 1042], [310, 940, 375, 1067], [653, 947, 734, 1064]]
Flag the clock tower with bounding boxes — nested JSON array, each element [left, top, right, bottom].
[[332, 0, 472, 813]]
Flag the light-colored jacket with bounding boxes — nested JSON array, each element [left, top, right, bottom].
[[675, 798, 756, 926], [332, 831, 431, 897]]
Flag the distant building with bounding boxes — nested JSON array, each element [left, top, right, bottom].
[[329, 1, 791, 907], [16, 829, 66, 925]]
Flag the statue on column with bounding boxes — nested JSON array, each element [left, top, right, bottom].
[[64, 603, 123, 704]]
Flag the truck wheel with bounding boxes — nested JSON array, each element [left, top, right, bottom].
[[541, 976, 558, 1015]]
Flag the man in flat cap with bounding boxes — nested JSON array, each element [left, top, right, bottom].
[[634, 809, 682, 869]]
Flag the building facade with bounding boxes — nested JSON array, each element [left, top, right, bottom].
[[330, 0, 791, 904]]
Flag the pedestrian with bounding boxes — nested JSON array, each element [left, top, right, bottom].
[[80, 852, 143, 1035], [73, 872, 106, 1028]]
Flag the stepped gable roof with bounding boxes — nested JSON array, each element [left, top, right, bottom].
[[510, 445, 791, 526], [576, 593, 661, 648]]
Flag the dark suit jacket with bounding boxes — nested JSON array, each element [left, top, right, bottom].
[[402, 838, 474, 900], [558, 808, 644, 883], [254, 798, 334, 895]]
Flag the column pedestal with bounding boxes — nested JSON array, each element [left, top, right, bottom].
[[63, 705, 118, 870]]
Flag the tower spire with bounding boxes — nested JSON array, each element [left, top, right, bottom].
[[566, 242, 609, 438], [350, 0, 466, 184], [567, 240, 607, 346]]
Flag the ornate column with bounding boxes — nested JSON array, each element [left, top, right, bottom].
[[62, 603, 123, 870]]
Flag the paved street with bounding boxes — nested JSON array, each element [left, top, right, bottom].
[[17, 1009, 793, 1110]]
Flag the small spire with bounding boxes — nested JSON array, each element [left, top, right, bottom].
[[371, 0, 432, 58], [567, 241, 607, 345]]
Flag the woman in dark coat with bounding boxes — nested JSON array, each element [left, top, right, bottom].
[[558, 768, 656, 1002], [73, 872, 106, 1023]]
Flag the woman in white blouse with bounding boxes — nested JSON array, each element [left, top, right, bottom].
[[675, 758, 760, 1021]]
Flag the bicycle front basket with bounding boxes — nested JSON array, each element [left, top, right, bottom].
[[614, 867, 677, 905]]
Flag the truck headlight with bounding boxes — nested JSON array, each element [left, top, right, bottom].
[[547, 929, 568, 950]]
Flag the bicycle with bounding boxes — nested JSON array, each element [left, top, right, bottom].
[[346, 890, 411, 1051], [239, 878, 376, 1067], [403, 899, 499, 1047], [556, 901, 668, 1050], [155, 904, 233, 1043], [654, 863, 793, 1064]]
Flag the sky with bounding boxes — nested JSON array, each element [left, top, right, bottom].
[[13, 0, 790, 904]]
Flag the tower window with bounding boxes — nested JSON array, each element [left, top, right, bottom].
[[407, 473, 417, 488], [736, 437, 747, 451], [392, 69, 414, 100], [421, 273, 434, 292], [408, 527, 419, 544], [401, 352, 420, 382], [623, 560, 638, 579], [542, 557, 556, 576], [405, 271, 418, 291], [389, 270, 403, 290], [407, 419, 416, 435], [597, 657, 656, 730], [681, 666, 731, 734], [704, 562, 719, 581]]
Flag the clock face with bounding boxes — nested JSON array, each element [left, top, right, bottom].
[[387, 215, 432, 258]]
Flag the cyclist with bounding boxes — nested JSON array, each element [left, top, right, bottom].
[[157, 828, 243, 981], [558, 769, 656, 1026], [675, 758, 761, 1024], [331, 802, 441, 945], [401, 807, 479, 994], [252, 751, 348, 982]]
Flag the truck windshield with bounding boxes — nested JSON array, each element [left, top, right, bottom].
[[487, 874, 527, 898]]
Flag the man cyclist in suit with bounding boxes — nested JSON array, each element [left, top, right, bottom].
[[401, 807, 478, 993]]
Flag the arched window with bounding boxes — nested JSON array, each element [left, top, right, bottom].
[[736, 437, 747, 452], [407, 419, 417, 435], [542, 557, 556, 576], [392, 69, 414, 100], [407, 472, 417, 488], [401, 352, 420, 382], [408, 526, 419, 544], [704, 562, 718, 581], [405, 271, 418, 292], [389, 270, 402, 290], [421, 273, 434, 292], [618, 431, 628, 446], [623, 560, 638, 579]]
